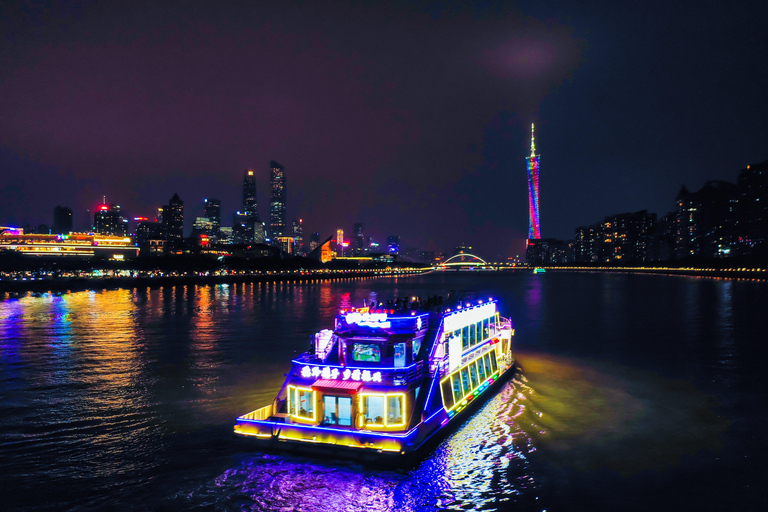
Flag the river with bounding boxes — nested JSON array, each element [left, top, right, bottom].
[[1, 271, 766, 511]]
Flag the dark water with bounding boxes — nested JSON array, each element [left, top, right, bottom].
[[1, 272, 767, 511]]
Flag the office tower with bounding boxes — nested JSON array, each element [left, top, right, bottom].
[[269, 161, 286, 240], [526, 123, 541, 240], [243, 169, 260, 221], [204, 198, 221, 233], [353, 222, 364, 254], [52, 206, 73, 234], [163, 193, 184, 241], [309, 232, 320, 252], [336, 229, 344, 257], [94, 203, 127, 236], [292, 218, 303, 253]]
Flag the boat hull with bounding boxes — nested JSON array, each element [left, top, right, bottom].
[[235, 360, 516, 458]]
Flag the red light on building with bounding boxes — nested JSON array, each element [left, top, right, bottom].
[[99, 205, 109, 211]]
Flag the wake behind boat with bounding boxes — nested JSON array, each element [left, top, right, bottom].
[[234, 294, 514, 456]]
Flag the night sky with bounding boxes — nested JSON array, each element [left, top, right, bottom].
[[2, 1, 766, 259]]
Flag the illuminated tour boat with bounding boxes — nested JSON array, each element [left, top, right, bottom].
[[234, 295, 515, 456]]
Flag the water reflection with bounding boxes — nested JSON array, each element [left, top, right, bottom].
[[180, 369, 541, 511]]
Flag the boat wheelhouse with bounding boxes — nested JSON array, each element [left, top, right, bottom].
[[234, 296, 514, 456]]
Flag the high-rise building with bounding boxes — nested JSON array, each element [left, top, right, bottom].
[[292, 218, 304, 254], [269, 161, 286, 240], [163, 193, 184, 242], [353, 222, 364, 254], [526, 123, 541, 240], [204, 198, 221, 233], [243, 169, 259, 222], [309, 232, 320, 252], [52, 206, 73, 234], [94, 203, 128, 237]]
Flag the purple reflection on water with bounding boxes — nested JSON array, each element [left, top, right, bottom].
[[179, 375, 539, 511]]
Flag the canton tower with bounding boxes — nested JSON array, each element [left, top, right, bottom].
[[526, 123, 541, 240]]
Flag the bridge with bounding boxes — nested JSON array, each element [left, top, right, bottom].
[[436, 252, 494, 270]]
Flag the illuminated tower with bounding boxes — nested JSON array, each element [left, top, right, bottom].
[[269, 161, 286, 240], [526, 123, 541, 240], [243, 169, 259, 222]]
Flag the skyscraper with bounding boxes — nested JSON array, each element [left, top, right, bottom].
[[52, 205, 73, 235], [269, 161, 286, 240], [204, 198, 221, 233], [94, 203, 128, 236], [243, 169, 259, 222], [526, 123, 541, 240], [164, 193, 184, 242]]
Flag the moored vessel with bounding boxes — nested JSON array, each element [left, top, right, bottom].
[[234, 294, 514, 456]]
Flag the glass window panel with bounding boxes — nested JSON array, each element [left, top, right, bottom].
[[460, 368, 471, 395], [490, 350, 498, 372], [469, 324, 475, 346], [462, 326, 469, 350], [452, 374, 463, 403], [483, 354, 492, 374], [394, 342, 406, 367], [298, 389, 314, 419], [289, 388, 296, 416], [338, 397, 352, 426], [469, 363, 479, 389], [442, 379, 455, 409], [387, 395, 404, 425], [412, 337, 423, 359], [477, 356, 487, 381], [324, 396, 337, 424], [363, 395, 385, 426]]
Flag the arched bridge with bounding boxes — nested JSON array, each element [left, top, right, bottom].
[[437, 253, 493, 270]]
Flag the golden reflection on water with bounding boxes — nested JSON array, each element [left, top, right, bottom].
[[513, 349, 728, 476]]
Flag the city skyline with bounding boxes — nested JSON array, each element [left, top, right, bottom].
[[1, 1, 766, 258]]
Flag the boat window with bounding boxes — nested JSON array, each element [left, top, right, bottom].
[[362, 395, 385, 426], [394, 342, 406, 368], [469, 363, 479, 389], [387, 395, 404, 426], [452, 374, 463, 403], [353, 343, 380, 363], [441, 379, 455, 410], [477, 356, 487, 381], [290, 387, 315, 421], [483, 354, 492, 375], [469, 324, 475, 346], [461, 326, 469, 350], [460, 368, 471, 396], [323, 395, 352, 426], [482, 318, 489, 340], [489, 350, 498, 372], [412, 337, 423, 359], [289, 388, 296, 416]]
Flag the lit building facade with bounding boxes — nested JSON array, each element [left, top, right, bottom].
[[204, 198, 221, 235], [292, 218, 303, 254], [269, 161, 286, 240], [94, 204, 128, 237], [163, 193, 184, 242], [0, 231, 138, 259]]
